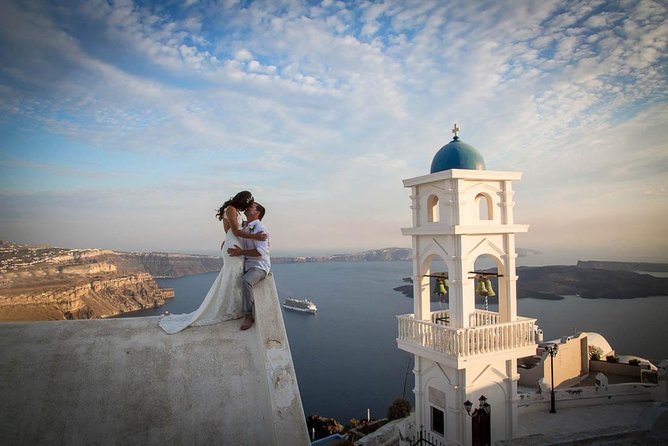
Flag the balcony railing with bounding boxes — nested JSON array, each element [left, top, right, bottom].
[[398, 311, 537, 357], [469, 309, 500, 327]]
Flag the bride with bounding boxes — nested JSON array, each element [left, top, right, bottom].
[[159, 191, 268, 334]]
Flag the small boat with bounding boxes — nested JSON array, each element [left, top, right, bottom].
[[283, 297, 317, 314]]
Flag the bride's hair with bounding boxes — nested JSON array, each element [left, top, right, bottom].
[[216, 190, 254, 220]]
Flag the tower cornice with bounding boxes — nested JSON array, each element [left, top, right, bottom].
[[404, 169, 523, 187], [402, 225, 529, 236]]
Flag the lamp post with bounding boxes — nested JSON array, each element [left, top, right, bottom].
[[464, 399, 473, 414], [545, 344, 559, 413], [464, 395, 491, 446]]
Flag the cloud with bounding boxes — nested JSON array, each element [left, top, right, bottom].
[[0, 0, 666, 262]]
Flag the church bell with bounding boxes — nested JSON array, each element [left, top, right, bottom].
[[483, 277, 496, 297], [475, 275, 496, 297], [433, 277, 448, 296]]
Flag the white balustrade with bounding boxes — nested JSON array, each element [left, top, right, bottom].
[[470, 309, 500, 327], [397, 313, 537, 357], [430, 310, 450, 324]]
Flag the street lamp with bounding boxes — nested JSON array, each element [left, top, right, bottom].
[[464, 399, 473, 414], [464, 400, 473, 416], [464, 396, 491, 446], [464, 395, 491, 416], [545, 344, 559, 413]]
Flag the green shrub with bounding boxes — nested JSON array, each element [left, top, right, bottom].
[[387, 398, 412, 420], [606, 355, 619, 363], [588, 345, 603, 360]]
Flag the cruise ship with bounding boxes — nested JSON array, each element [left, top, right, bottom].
[[282, 297, 317, 314]]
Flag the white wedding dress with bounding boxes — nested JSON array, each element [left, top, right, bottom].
[[159, 212, 245, 334]]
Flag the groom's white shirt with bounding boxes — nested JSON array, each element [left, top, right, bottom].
[[242, 219, 271, 273]]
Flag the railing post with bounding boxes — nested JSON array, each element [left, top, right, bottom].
[[399, 314, 536, 358]]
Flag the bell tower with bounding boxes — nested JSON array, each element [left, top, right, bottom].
[[397, 125, 537, 445]]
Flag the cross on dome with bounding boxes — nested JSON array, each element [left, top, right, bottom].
[[430, 122, 485, 172]]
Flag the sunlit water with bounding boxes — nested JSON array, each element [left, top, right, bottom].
[[122, 261, 668, 422]]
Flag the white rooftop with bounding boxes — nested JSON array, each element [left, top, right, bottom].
[[507, 401, 668, 444], [0, 274, 310, 445]]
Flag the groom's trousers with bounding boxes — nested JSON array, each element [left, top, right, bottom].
[[242, 267, 268, 315]]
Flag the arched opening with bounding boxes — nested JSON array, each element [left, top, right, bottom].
[[424, 255, 449, 315], [472, 255, 501, 317], [428, 194, 440, 223], [475, 193, 493, 221]]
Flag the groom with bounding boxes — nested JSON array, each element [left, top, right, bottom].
[[227, 202, 270, 330]]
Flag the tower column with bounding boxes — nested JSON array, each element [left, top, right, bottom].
[[449, 251, 476, 328], [500, 234, 518, 322], [413, 356, 424, 432], [400, 125, 531, 445]]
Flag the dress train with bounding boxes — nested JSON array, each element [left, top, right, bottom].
[[159, 216, 245, 334]]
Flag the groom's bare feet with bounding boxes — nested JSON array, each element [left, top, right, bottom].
[[240, 315, 254, 330]]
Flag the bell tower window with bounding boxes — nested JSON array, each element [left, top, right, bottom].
[[428, 194, 440, 223], [476, 193, 493, 220]]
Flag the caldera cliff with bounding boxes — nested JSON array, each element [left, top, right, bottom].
[[0, 242, 174, 321]]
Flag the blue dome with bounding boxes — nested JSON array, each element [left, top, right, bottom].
[[430, 136, 486, 173]]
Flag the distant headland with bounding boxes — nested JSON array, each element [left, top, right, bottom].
[[393, 261, 668, 301], [1, 241, 666, 321]]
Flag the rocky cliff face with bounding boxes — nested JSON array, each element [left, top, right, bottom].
[[1, 243, 413, 321], [0, 272, 168, 321], [119, 252, 224, 277], [331, 248, 412, 262], [0, 242, 171, 321], [394, 263, 668, 301], [577, 260, 668, 273], [279, 247, 413, 263], [516, 265, 668, 299]]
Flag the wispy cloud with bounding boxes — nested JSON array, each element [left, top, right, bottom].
[[0, 0, 666, 261]]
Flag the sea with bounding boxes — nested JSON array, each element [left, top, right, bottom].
[[121, 261, 668, 424]]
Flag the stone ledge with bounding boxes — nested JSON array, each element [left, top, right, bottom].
[[0, 274, 309, 445]]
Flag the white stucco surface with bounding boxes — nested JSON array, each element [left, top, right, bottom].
[[0, 274, 309, 445], [504, 401, 667, 444]]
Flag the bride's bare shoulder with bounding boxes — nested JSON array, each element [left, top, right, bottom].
[[223, 205, 237, 218]]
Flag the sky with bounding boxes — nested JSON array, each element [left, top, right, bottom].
[[0, 0, 666, 263]]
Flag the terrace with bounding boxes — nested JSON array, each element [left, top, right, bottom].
[[397, 309, 538, 367]]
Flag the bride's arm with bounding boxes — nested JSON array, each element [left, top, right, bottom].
[[225, 206, 267, 240]]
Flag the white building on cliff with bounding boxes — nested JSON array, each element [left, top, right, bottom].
[[387, 125, 668, 446], [397, 124, 535, 445]]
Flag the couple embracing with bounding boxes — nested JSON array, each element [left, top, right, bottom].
[[159, 191, 270, 334]]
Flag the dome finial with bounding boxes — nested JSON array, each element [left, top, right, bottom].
[[452, 123, 460, 140], [430, 123, 485, 173]]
